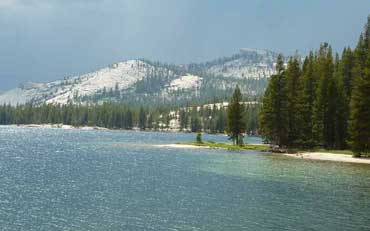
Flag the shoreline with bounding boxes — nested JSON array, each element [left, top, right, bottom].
[[0, 124, 181, 132], [283, 152, 370, 165], [157, 142, 269, 151], [3, 124, 110, 130], [0, 124, 226, 134], [155, 144, 209, 149], [159, 143, 370, 165], [3, 125, 369, 165]]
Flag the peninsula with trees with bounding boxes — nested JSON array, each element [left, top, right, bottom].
[[179, 15, 370, 162]]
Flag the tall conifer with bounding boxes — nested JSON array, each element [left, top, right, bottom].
[[260, 54, 289, 147], [285, 57, 302, 146], [227, 85, 246, 145], [349, 16, 370, 156], [299, 52, 317, 147], [312, 43, 335, 148]]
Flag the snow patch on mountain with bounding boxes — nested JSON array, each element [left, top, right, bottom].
[[207, 64, 274, 79], [0, 60, 154, 105], [0, 88, 35, 105], [206, 51, 276, 79], [168, 74, 202, 91], [45, 60, 151, 104]]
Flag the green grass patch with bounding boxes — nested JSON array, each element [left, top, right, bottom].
[[177, 141, 355, 155], [177, 141, 269, 151]]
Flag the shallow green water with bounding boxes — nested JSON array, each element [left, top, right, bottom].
[[0, 127, 369, 230]]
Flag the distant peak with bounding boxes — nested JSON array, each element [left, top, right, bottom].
[[18, 82, 41, 90], [239, 48, 270, 55]]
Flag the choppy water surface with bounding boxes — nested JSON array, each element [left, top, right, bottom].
[[0, 126, 369, 230]]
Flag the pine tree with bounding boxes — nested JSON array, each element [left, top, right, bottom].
[[285, 57, 302, 147], [125, 109, 133, 129], [341, 47, 354, 97], [349, 16, 370, 156], [260, 54, 289, 147], [333, 54, 348, 149], [179, 109, 188, 131], [138, 107, 146, 130], [245, 105, 259, 135], [227, 85, 246, 145], [215, 108, 226, 133], [349, 54, 370, 156], [190, 108, 202, 132], [312, 43, 335, 148], [298, 52, 317, 147], [147, 113, 154, 130]]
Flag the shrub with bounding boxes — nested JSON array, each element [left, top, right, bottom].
[[196, 133, 202, 143]]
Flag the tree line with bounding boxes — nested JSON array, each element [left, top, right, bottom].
[[0, 103, 137, 129], [0, 101, 259, 135], [260, 16, 370, 157]]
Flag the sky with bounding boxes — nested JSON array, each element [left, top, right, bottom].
[[0, 0, 369, 90]]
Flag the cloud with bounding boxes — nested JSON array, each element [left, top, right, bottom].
[[0, 0, 110, 10], [0, 0, 18, 8], [0, 0, 43, 9]]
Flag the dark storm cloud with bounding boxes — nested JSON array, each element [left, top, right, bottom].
[[0, 0, 370, 90]]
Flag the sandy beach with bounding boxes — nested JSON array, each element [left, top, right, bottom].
[[155, 144, 208, 149], [284, 152, 370, 165], [158, 143, 370, 165]]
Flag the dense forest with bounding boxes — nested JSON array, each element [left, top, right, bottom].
[[0, 102, 260, 135], [260, 16, 370, 156]]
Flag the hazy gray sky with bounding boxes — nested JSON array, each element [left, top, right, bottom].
[[0, 0, 369, 90]]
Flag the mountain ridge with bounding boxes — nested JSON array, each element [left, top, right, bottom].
[[0, 48, 279, 106]]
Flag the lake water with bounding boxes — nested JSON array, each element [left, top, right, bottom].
[[0, 126, 369, 230]]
